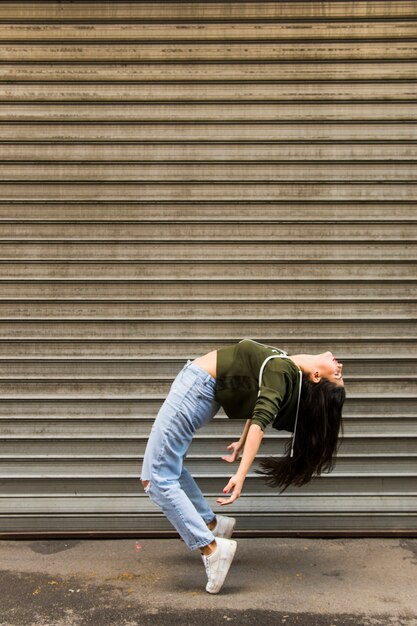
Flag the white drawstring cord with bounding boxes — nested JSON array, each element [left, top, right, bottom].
[[257, 353, 288, 394], [290, 369, 303, 458], [255, 348, 302, 457]]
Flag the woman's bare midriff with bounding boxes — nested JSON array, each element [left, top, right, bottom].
[[192, 350, 217, 379]]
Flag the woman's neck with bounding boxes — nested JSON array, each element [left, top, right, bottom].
[[288, 354, 313, 376]]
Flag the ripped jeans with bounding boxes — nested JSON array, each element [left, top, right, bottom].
[[140, 360, 221, 550]]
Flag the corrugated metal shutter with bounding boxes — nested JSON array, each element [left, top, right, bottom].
[[0, 2, 416, 536]]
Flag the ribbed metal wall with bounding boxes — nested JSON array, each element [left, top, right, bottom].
[[0, 1, 416, 536]]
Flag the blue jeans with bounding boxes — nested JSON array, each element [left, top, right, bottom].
[[140, 360, 221, 550]]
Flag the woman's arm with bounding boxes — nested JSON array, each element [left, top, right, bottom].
[[239, 418, 252, 447], [217, 423, 264, 505], [221, 418, 252, 463]]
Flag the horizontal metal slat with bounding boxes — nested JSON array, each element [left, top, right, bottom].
[[0, 377, 414, 397], [1, 516, 416, 534], [5, 103, 417, 122], [2, 62, 417, 82], [4, 123, 417, 142], [0, 318, 415, 338], [2, 512, 415, 533], [2, 183, 417, 202], [0, 455, 415, 475], [1, 221, 415, 239], [4, 162, 417, 181], [1, 415, 415, 436], [0, 300, 414, 319], [1, 475, 416, 495], [0, 396, 413, 417], [0, 340, 415, 360], [1, 22, 417, 42], [4, 41, 417, 61], [3, 143, 417, 161], [0, 279, 415, 299], [0, 203, 415, 222], [1, 242, 415, 261], [1, 495, 416, 515], [0, 261, 415, 279], [2, 82, 417, 101], [1, 436, 415, 456], [0, 358, 414, 379], [1, 2, 416, 20]]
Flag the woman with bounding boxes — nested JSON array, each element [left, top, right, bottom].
[[140, 338, 346, 594]]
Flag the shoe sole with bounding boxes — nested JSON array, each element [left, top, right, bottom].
[[205, 540, 237, 594]]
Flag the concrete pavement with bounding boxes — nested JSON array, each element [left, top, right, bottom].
[[0, 536, 416, 625]]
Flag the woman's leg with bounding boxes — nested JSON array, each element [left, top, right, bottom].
[[140, 360, 220, 550], [179, 466, 216, 526]]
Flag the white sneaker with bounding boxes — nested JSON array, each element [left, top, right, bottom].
[[212, 514, 236, 539], [201, 536, 237, 594]]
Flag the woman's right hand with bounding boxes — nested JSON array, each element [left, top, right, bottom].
[[216, 473, 245, 505], [221, 441, 242, 463]]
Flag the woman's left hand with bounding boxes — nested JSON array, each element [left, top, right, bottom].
[[221, 440, 242, 463], [216, 473, 245, 506]]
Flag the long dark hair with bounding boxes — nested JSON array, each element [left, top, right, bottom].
[[255, 376, 346, 494]]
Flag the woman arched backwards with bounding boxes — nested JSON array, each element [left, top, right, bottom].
[[140, 338, 346, 594]]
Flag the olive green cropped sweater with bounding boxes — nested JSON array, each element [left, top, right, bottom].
[[215, 339, 302, 451]]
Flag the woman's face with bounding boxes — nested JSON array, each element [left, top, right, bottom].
[[313, 351, 344, 386]]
